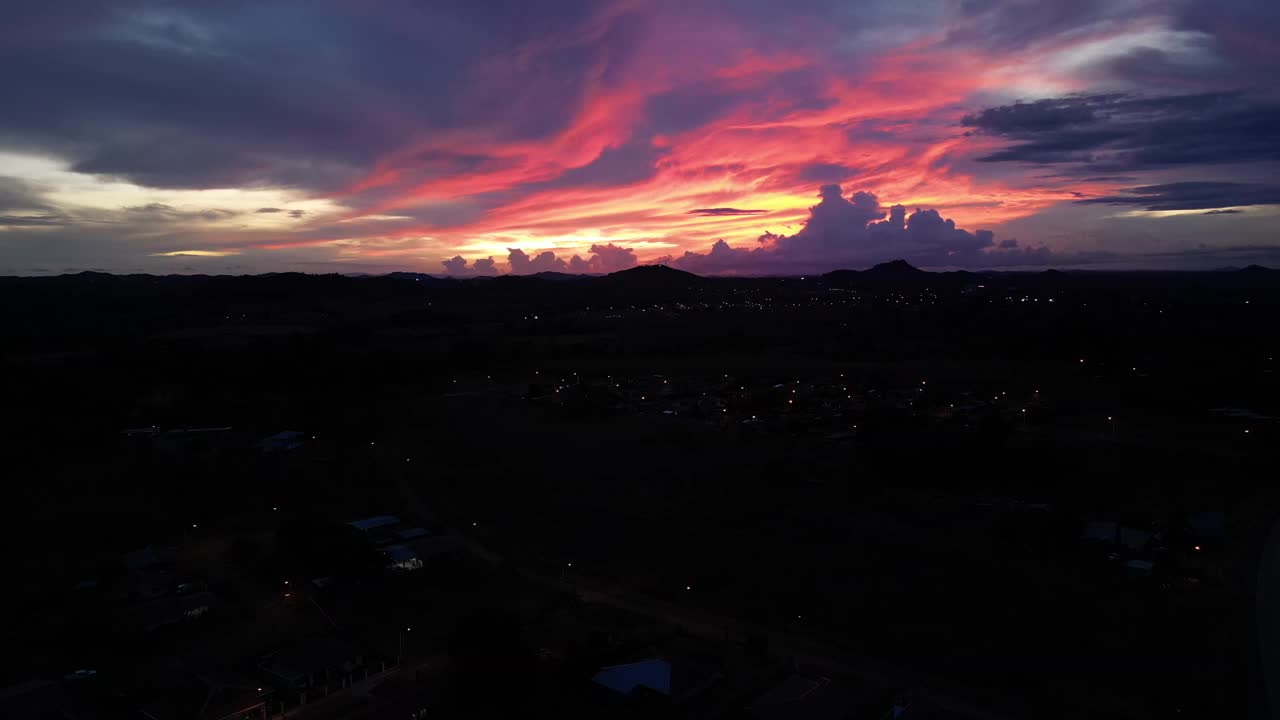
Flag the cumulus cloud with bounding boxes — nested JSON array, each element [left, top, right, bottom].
[[506, 243, 638, 275], [660, 185, 1050, 274], [441, 255, 468, 274], [440, 254, 499, 276], [507, 248, 567, 274], [659, 239, 769, 275], [581, 243, 638, 273], [443, 243, 639, 276]]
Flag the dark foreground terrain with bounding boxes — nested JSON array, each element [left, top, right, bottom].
[[2, 262, 1277, 719]]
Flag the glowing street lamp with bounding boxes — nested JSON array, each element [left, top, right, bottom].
[[400, 626, 412, 662]]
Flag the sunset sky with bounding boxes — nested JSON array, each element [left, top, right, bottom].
[[2, 0, 1278, 275]]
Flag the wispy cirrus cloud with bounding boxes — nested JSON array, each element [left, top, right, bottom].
[[1074, 181, 1280, 211], [688, 208, 768, 216]]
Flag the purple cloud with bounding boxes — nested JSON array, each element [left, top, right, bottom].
[[661, 185, 1052, 274]]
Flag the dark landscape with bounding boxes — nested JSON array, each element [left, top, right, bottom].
[[4, 1, 1279, 717], [2, 263, 1276, 719]]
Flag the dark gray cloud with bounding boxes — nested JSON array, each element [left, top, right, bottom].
[[0, 2, 618, 192], [0, 214, 65, 227], [249, 207, 304, 218], [0, 177, 62, 227], [1163, 1, 1280, 90], [1074, 182, 1280, 211], [0, 177, 53, 212], [123, 203, 239, 222], [963, 93, 1280, 173], [1203, 209, 1243, 215], [688, 208, 767, 216], [947, 0, 1112, 53], [962, 95, 1116, 134]]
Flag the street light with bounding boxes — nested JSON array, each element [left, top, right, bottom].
[[400, 626, 412, 663]]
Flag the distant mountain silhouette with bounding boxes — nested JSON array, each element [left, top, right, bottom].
[[940, 269, 986, 284], [6, 262, 1278, 303], [864, 259, 925, 277], [585, 264, 706, 298], [821, 260, 935, 288], [386, 271, 449, 284], [819, 269, 861, 282], [602, 264, 703, 285], [529, 271, 589, 281]]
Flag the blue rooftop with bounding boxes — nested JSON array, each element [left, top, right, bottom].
[[383, 544, 417, 563], [348, 515, 400, 531], [592, 659, 672, 696]]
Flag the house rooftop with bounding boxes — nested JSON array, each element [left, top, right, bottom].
[[395, 527, 429, 540], [348, 515, 400, 531], [593, 659, 672, 696]]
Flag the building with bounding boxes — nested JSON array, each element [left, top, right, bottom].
[[255, 430, 306, 454], [593, 659, 672, 697]]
